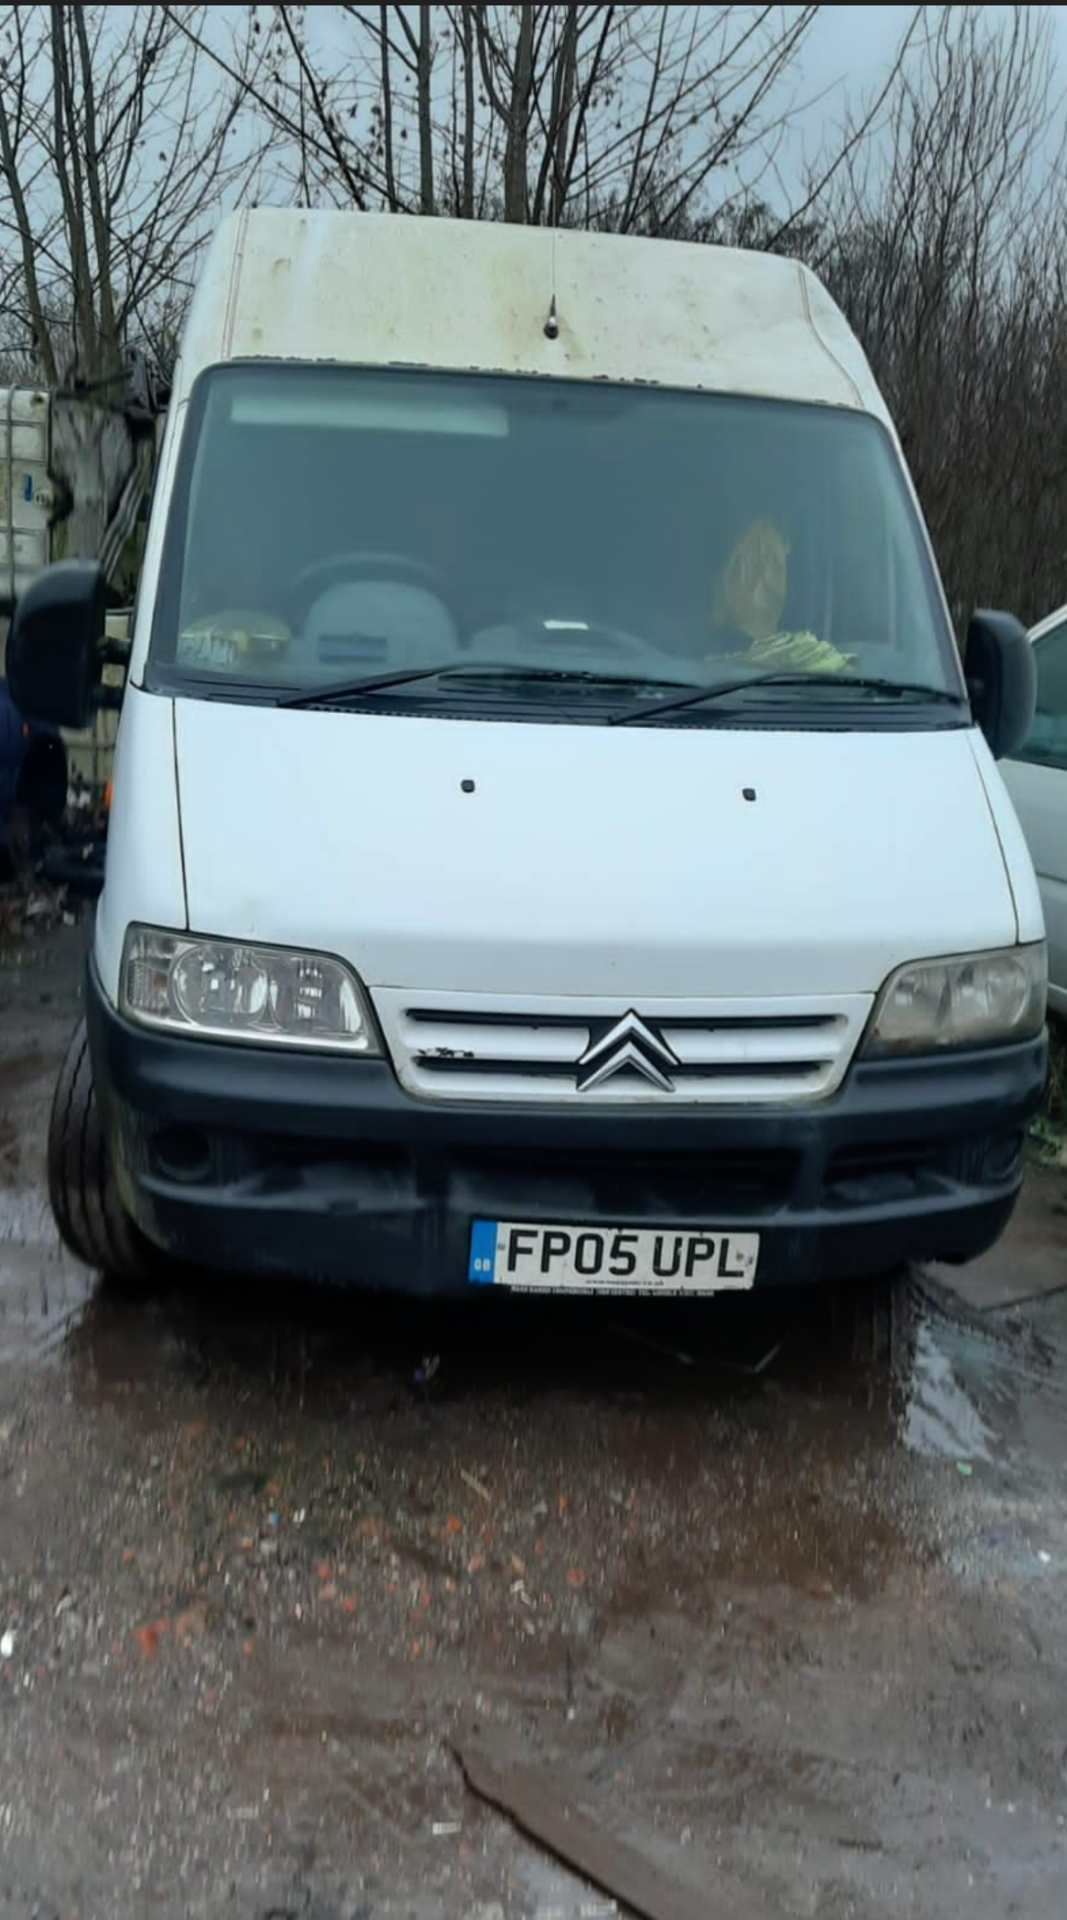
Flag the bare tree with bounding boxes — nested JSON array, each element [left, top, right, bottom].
[[816, 5, 1067, 624], [174, 6, 859, 234], [5, 3, 1063, 632], [0, 5, 260, 383]]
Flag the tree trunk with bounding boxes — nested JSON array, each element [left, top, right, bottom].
[[50, 5, 99, 376], [72, 5, 121, 376], [417, 3, 435, 215], [504, 3, 534, 224], [0, 100, 59, 385], [462, 5, 475, 219], [380, 4, 398, 210]]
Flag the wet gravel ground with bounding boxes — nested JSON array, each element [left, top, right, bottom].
[[2, 927, 1067, 1920]]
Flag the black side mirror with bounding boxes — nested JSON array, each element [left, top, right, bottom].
[[964, 609, 1036, 760], [4, 561, 108, 730]]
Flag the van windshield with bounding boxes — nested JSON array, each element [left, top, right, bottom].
[[148, 366, 962, 716]]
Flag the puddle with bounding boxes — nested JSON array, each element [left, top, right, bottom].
[[0, 1241, 96, 1364], [511, 1849, 620, 1918], [900, 1288, 1067, 1480], [902, 1315, 998, 1463]]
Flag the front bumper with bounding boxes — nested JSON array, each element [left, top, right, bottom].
[[86, 962, 1047, 1293]]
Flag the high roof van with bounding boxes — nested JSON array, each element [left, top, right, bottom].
[[7, 212, 1046, 1297]]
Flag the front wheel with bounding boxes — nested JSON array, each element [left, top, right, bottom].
[[47, 1018, 157, 1282]]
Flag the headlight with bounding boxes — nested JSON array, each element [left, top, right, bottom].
[[121, 926, 380, 1054], [863, 943, 1047, 1056]]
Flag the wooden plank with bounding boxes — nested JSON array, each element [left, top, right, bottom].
[[449, 1722, 775, 1920]]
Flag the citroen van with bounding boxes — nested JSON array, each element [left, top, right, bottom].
[[5, 212, 1046, 1296]]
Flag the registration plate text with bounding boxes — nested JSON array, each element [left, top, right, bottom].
[[468, 1220, 759, 1294]]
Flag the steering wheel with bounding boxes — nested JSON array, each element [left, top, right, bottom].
[[291, 551, 453, 622]]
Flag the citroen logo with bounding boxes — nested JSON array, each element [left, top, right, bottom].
[[576, 1011, 679, 1092]]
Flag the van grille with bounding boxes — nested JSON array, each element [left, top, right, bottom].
[[372, 990, 872, 1106]]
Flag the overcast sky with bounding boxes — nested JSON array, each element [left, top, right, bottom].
[[762, 4, 1066, 199], [798, 2, 1067, 103], [798, 4, 1067, 109], [198, 6, 1067, 217]]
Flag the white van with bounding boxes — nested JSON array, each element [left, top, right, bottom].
[[6, 212, 1047, 1296]]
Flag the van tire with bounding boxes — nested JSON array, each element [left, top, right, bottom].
[[48, 1018, 153, 1282], [847, 1266, 911, 1370]]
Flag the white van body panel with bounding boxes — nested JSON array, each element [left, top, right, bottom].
[[1001, 603, 1067, 1009], [1003, 756, 1067, 1014], [130, 214, 900, 684], [107, 210, 1039, 1044], [95, 686, 186, 998], [967, 732, 1046, 947], [1003, 759, 1066, 1014], [171, 210, 890, 416], [75, 210, 1047, 1291], [163, 699, 1018, 1003]]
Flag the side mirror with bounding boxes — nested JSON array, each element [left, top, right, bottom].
[[964, 609, 1036, 760], [4, 560, 108, 730]]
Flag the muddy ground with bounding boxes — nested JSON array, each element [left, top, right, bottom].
[[1, 926, 1067, 1920]]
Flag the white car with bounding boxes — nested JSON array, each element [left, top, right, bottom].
[[1003, 608, 1067, 1015]]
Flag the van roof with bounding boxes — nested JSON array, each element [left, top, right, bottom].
[[174, 209, 889, 425]]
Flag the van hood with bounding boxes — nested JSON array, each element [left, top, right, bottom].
[[173, 701, 1019, 999]]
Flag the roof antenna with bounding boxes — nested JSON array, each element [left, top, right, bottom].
[[543, 226, 560, 339]]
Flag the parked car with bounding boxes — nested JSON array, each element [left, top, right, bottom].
[[1002, 607, 1067, 1015], [5, 211, 1049, 1295], [0, 652, 67, 879]]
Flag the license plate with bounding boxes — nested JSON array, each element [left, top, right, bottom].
[[468, 1220, 759, 1294]]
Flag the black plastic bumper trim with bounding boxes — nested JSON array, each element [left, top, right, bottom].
[[85, 959, 1047, 1294]]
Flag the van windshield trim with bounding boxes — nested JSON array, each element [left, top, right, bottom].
[[146, 362, 964, 722]]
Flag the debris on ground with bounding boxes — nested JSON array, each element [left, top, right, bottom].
[[0, 875, 79, 940], [450, 1722, 768, 1920], [3, 927, 1067, 1917], [609, 1322, 696, 1368]]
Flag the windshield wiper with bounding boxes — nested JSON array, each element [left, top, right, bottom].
[[608, 671, 967, 727], [277, 662, 692, 709]]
